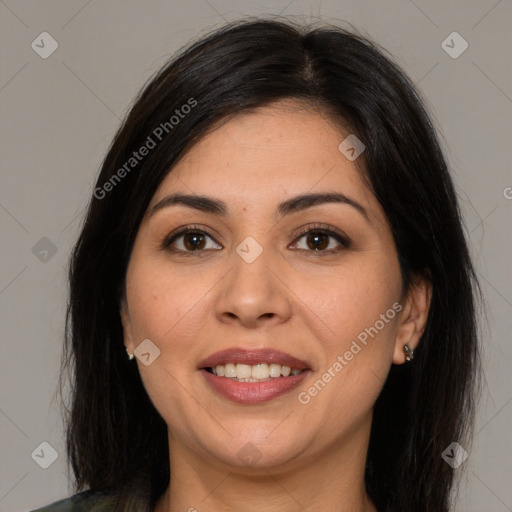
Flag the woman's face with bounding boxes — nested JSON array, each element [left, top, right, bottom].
[[122, 100, 420, 473]]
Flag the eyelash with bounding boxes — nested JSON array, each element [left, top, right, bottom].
[[161, 223, 351, 255]]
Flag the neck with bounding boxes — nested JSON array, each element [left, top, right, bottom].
[[155, 413, 377, 512]]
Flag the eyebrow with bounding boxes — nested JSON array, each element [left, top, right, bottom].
[[147, 192, 370, 223]]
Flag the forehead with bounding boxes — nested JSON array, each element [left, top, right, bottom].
[[149, 101, 377, 218]]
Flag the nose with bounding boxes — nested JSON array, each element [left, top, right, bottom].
[[214, 244, 293, 329]]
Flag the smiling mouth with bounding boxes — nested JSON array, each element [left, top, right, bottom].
[[205, 363, 304, 382]]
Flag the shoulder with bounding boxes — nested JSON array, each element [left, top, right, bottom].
[[30, 489, 114, 511]]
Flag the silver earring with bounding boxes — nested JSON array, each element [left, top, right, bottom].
[[126, 348, 134, 360], [403, 343, 414, 362]]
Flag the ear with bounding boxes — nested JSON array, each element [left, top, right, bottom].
[[393, 273, 432, 364], [120, 299, 135, 356]]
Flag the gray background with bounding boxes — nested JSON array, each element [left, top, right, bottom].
[[0, 1, 511, 511]]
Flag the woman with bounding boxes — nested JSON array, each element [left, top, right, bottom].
[[33, 17, 481, 512]]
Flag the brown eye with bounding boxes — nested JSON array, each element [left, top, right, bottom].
[[163, 226, 222, 253], [291, 225, 351, 253], [305, 232, 330, 250], [183, 232, 206, 251]]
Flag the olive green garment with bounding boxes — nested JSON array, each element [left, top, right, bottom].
[[30, 490, 113, 511]]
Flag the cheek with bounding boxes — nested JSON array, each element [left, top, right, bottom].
[[125, 257, 215, 358], [294, 254, 401, 350], [296, 271, 401, 425], [125, 261, 213, 427]]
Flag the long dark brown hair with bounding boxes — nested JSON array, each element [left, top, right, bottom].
[[59, 17, 482, 511]]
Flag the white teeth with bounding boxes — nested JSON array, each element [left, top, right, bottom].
[[210, 363, 304, 380], [281, 365, 291, 377], [251, 363, 269, 379], [236, 364, 252, 379], [224, 363, 236, 378], [269, 364, 282, 378]]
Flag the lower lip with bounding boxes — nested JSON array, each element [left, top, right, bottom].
[[200, 369, 310, 404]]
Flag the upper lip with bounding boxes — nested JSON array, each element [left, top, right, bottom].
[[198, 348, 311, 370]]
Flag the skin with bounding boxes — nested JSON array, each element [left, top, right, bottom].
[[121, 99, 432, 512]]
